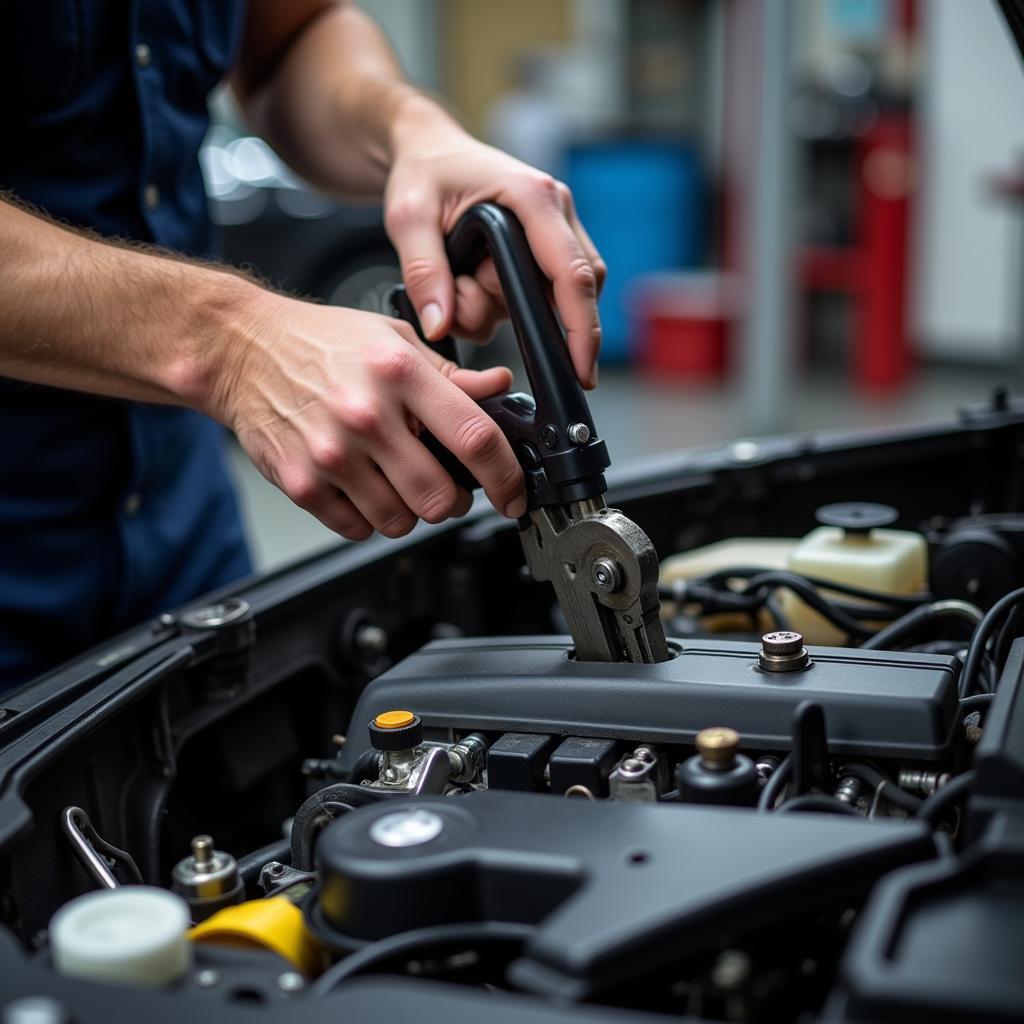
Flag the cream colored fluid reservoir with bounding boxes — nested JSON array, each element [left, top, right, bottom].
[[50, 886, 191, 987], [779, 503, 927, 645]]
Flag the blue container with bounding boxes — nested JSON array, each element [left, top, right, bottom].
[[565, 139, 703, 363]]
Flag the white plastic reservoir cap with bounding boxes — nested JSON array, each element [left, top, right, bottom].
[[49, 886, 191, 987]]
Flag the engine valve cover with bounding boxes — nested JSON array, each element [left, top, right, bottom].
[[337, 637, 961, 769]]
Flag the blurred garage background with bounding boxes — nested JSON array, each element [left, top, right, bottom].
[[211, 0, 1024, 568]]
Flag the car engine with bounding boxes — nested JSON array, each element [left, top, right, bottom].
[[0, 397, 1023, 1024]]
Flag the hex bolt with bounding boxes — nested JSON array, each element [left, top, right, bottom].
[[567, 422, 591, 445], [592, 557, 623, 593]]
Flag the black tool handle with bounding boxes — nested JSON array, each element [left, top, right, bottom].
[[389, 203, 609, 509]]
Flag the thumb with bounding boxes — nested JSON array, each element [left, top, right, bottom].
[[448, 365, 513, 401], [385, 197, 455, 341]]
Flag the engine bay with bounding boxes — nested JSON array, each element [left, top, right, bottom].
[[1, 398, 1023, 1023]]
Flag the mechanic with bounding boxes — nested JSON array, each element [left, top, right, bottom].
[[0, 2, 605, 689]]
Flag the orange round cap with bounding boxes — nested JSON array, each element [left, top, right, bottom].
[[373, 710, 416, 730]]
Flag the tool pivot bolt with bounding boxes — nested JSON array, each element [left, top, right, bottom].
[[592, 558, 623, 593], [540, 424, 559, 449], [567, 422, 591, 445]]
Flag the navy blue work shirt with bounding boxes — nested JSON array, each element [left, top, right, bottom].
[[0, 0, 254, 689]]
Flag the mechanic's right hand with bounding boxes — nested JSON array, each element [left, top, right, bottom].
[[211, 291, 526, 540]]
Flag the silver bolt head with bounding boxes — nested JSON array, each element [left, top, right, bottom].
[[278, 972, 305, 993], [194, 969, 220, 988], [591, 557, 623, 593], [568, 422, 591, 445], [761, 631, 804, 656]]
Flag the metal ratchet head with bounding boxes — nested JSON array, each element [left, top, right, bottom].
[[520, 497, 669, 664]]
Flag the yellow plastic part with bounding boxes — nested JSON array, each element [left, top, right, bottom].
[[189, 897, 325, 976], [374, 709, 415, 729]]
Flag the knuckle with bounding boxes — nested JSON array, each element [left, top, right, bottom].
[[283, 471, 320, 509], [384, 191, 431, 233], [339, 521, 373, 542], [308, 435, 349, 475], [370, 347, 417, 387], [377, 509, 416, 538], [455, 415, 502, 463], [401, 255, 437, 293], [417, 480, 458, 524], [338, 399, 384, 437], [554, 179, 573, 206], [569, 256, 598, 296], [529, 172, 558, 199]]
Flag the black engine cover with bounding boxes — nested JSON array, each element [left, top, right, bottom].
[[307, 790, 936, 1000], [337, 637, 961, 769]]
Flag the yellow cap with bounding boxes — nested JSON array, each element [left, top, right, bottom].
[[374, 710, 415, 729], [189, 897, 325, 976]]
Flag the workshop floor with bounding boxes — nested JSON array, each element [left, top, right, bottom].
[[227, 364, 1008, 571]]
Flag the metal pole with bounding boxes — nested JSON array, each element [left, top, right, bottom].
[[740, 0, 795, 435]]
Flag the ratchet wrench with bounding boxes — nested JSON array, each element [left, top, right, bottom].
[[388, 203, 669, 664]]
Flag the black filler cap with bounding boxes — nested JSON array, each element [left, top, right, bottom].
[[368, 710, 423, 752]]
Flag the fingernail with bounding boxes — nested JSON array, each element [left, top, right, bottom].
[[420, 302, 444, 339], [504, 495, 527, 519]]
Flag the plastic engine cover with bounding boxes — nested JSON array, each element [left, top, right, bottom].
[[337, 636, 961, 770]]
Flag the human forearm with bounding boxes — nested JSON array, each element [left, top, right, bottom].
[[0, 197, 254, 413], [0, 195, 526, 534], [235, 2, 461, 199]]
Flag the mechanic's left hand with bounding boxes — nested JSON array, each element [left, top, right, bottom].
[[384, 117, 606, 390]]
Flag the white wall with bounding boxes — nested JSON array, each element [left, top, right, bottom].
[[913, 0, 1024, 363]]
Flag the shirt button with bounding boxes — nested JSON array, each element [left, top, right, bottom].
[[144, 183, 160, 210], [135, 42, 151, 68], [124, 492, 143, 517]]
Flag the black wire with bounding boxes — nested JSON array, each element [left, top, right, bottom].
[[960, 586, 1024, 698], [691, 567, 932, 609], [994, 604, 1024, 670], [757, 755, 792, 812], [861, 602, 981, 651], [309, 921, 534, 995], [960, 692, 996, 710], [776, 795, 860, 817], [915, 771, 976, 828], [765, 593, 791, 631], [743, 573, 876, 640], [837, 762, 922, 814]]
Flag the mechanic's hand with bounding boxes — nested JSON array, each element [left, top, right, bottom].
[[215, 293, 526, 540], [384, 119, 606, 389]]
